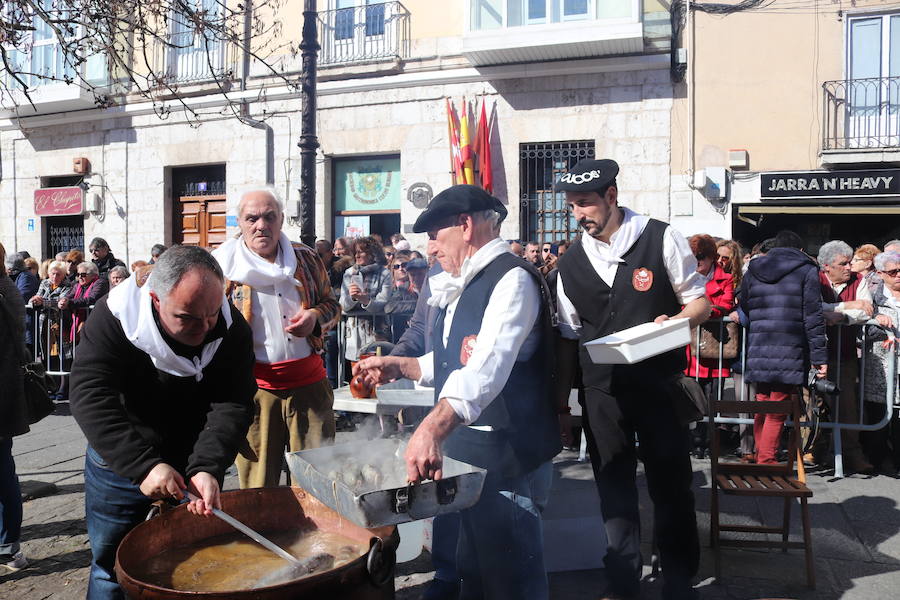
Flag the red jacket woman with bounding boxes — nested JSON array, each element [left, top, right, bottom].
[[686, 243, 735, 379]]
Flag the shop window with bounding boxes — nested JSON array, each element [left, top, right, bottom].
[[519, 140, 594, 244], [333, 155, 401, 242]]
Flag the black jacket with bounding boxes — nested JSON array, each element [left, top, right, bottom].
[[740, 247, 828, 385], [70, 297, 256, 484], [93, 252, 126, 279]]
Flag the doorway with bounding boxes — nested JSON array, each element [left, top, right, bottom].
[[171, 165, 227, 249]]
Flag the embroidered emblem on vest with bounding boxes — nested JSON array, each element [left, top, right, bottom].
[[632, 268, 653, 292], [460, 335, 478, 366]]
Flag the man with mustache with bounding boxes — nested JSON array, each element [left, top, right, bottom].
[[212, 188, 340, 489], [554, 159, 710, 600]]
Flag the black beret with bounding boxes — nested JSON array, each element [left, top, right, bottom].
[[413, 185, 507, 233], [554, 159, 619, 193]]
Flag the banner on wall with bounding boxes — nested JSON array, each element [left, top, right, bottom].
[[335, 157, 401, 212]]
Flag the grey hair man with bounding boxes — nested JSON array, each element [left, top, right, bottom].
[[883, 239, 900, 254], [355, 184, 560, 599], [212, 187, 340, 489], [817, 239, 875, 473], [70, 245, 256, 599]]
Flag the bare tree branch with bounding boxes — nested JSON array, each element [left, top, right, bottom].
[[0, 0, 302, 124]]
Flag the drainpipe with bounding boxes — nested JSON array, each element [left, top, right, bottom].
[[240, 0, 274, 186]]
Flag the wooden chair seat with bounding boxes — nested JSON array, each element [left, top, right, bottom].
[[708, 391, 815, 589], [715, 471, 812, 498]]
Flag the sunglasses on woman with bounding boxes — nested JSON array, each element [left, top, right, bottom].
[[393, 262, 409, 270]]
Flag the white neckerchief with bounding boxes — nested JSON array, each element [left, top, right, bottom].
[[106, 273, 232, 381], [581, 206, 650, 266], [212, 232, 300, 289], [428, 238, 511, 309]]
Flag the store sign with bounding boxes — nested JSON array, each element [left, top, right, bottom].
[[34, 186, 84, 215], [760, 169, 900, 200], [335, 157, 401, 212]]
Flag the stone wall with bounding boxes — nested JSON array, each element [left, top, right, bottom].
[[0, 66, 674, 261]]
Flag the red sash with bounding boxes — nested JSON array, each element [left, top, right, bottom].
[[254, 354, 326, 391]]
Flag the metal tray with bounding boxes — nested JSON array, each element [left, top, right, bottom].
[[373, 378, 435, 407], [285, 438, 486, 528]]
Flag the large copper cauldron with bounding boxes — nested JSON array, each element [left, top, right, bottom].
[[115, 486, 398, 600]]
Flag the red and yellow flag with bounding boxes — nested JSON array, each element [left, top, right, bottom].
[[446, 99, 464, 183], [459, 98, 475, 185]]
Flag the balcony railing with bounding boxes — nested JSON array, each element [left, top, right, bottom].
[[823, 76, 900, 151], [317, 2, 410, 66]]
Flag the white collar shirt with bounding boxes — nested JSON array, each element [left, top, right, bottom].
[[415, 238, 542, 426], [555, 207, 706, 340]]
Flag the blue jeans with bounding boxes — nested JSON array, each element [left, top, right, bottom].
[[456, 461, 553, 600], [431, 512, 460, 582], [84, 447, 153, 600], [0, 438, 22, 557]]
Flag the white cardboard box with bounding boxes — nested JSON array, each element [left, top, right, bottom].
[[583, 318, 691, 365]]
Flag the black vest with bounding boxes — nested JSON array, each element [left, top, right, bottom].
[[557, 219, 686, 390], [432, 252, 561, 478]]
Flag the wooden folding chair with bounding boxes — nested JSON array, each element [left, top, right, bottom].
[[708, 393, 815, 589]]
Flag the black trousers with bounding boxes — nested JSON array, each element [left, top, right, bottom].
[[581, 369, 699, 599]]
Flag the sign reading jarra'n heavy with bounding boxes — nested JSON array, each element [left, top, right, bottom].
[[34, 186, 84, 216], [760, 169, 900, 201]]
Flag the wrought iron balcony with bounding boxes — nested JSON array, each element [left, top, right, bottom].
[[317, 2, 410, 66], [822, 76, 900, 151]]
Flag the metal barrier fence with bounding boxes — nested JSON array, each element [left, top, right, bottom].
[[27, 304, 93, 381], [701, 317, 899, 478]]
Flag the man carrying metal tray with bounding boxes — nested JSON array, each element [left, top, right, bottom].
[[554, 158, 710, 600], [354, 184, 561, 600]]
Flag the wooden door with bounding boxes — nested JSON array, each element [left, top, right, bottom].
[[177, 195, 227, 249]]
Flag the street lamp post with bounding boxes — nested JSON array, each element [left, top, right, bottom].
[[298, 0, 320, 248]]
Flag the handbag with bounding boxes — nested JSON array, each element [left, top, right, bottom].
[[692, 321, 740, 360], [0, 292, 56, 425], [670, 375, 709, 425], [22, 360, 55, 424]]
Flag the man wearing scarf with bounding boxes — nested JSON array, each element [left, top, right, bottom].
[[554, 159, 711, 600], [212, 188, 340, 489], [70, 245, 256, 599], [355, 185, 561, 599]]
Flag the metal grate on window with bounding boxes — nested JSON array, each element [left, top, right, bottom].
[[519, 140, 594, 244], [48, 222, 84, 258]]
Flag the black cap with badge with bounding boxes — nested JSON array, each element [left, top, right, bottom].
[[413, 184, 507, 233], [554, 158, 619, 193]]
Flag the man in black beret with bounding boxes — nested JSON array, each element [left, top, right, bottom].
[[354, 184, 560, 599], [555, 159, 711, 600]]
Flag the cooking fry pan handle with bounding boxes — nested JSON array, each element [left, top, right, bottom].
[[366, 538, 396, 587], [392, 484, 411, 514], [436, 479, 457, 505]]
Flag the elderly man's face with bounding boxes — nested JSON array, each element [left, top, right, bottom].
[[239, 192, 283, 261], [49, 269, 66, 286], [427, 216, 467, 277], [110, 271, 126, 287], [151, 269, 223, 347], [824, 254, 852, 284]]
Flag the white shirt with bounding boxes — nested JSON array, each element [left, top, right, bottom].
[[415, 238, 541, 425], [822, 275, 872, 325], [556, 207, 706, 340], [212, 234, 312, 363]]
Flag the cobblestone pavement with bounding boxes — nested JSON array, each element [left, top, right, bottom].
[[5, 407, 900, 599]]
